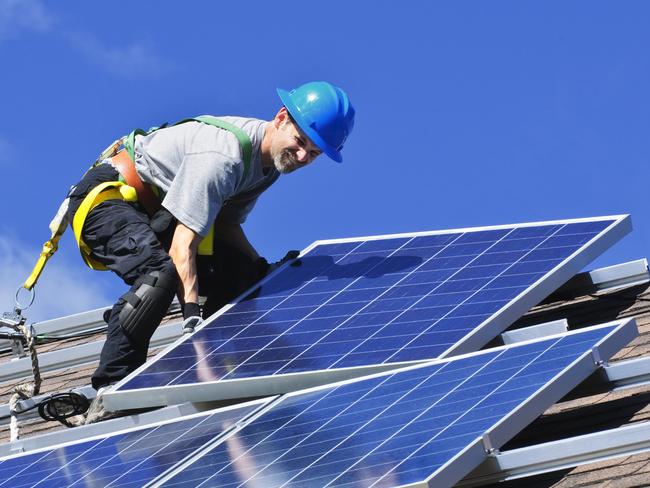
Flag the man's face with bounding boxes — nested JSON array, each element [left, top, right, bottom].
[[271, 114, 322, 174]]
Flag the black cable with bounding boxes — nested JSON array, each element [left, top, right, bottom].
[[0, 332, 26, 342], [0, 392, 91, 426], [37, 393, 90, 427]]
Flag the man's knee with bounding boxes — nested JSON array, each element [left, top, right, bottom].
[[118, 267, 177, 344]]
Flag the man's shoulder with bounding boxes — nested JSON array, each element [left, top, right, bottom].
[[203, 116, 267, 141], [191, 116, 267, 160]]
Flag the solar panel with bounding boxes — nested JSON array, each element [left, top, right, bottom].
[[0, 400, 266, 488], [155, 319, 637, 488], [105, 216, 631, 410]]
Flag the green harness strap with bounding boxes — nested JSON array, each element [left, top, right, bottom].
[[123, 116, 254, 257], [123, 115, 253, 187], [27, 116, 253, 284]]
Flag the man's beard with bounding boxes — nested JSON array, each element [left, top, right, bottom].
[[273, 149, 301, 174]]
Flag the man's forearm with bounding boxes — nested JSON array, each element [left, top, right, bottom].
[[169, 245, 198, 304], [169, 223, 201, 305]]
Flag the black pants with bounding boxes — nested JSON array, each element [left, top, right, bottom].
[[198, 242, 269, 318], [69, 165, 176, 389], [68, 165, 266, 390]]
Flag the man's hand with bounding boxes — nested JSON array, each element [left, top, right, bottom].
[[181, 302, 203, 334], [264, 250, 301, 276]]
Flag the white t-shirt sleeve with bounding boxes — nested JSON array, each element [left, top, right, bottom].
[[161, 151, 241, 236]]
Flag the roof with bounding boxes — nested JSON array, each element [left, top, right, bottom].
[[0, 309, 183, 443], [466, 279, 650, 486], [1, 262, 650, 486]]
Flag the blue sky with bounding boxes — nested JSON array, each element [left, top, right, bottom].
[[1, 1, 649, 321]]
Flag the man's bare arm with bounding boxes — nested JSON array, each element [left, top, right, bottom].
[[168, 222, 202, 305]]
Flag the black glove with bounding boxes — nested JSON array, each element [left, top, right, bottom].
[[265, 250, 301, 276], [181, 302, 203, 334]]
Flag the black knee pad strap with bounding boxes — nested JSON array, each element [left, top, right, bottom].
[[118, 270, 177, 344]]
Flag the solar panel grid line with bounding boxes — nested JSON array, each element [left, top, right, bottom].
[[438, 218, 631, 356], [28, 420, 186, 488], [198, 394, 371, 486], [134, 398, 280, 487], [0, 404, 242, 464], [485, 321, 638, 453], [271, 234, 472, 375], [325, 227, 530, 369], [13, 434, 113, 487], [0, 399, 270, 488], [412, 320, 640, 488], [89, 410, 238, 488], [105, 216, 631, 410], [229, 358, 442, 488], [155, 320, 635, 488], [139, 239, 369, 390], [155, 365, 453, 487], [284, 344, 520, 488], [0, 450, 51, 488], [365, 333, 596, 488], [90, 240, 326, 394], [146, 394, 288, 488], [17, 418, 172, 486], [238, 236, 495, 365], [309, 322, 636, 488], [315, 328, 604, 487], [153, 359, 463, 487], [262, 219, 611, 371], [226, 236, 428, 379], [69, 415, 219, 488], [380, 222, 595, 363], [147, 389, 356, 488], [357, 326, 605, 488]]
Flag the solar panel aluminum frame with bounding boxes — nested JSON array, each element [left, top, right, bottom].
[[108, 361, 409, 410], [459, 420, 650, 486], [104, 215, 631, 411], [399, 318, 638, 488], [0, 397, 243, 458], [0, 397, 273, 485], [153, 318, 637, 488], [304, 215, 631, 359]]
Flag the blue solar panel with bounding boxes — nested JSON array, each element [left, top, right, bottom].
[[156, 320, 636, 488], [106, 216, 631, 409], [0, 402, 262, 488]]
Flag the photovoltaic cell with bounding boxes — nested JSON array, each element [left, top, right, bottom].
[[0, 402, 262, 488], [107, 216, 630, 409], [157, 320, 635, 488]]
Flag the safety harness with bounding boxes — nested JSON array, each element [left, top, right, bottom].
[[23, 116, 253, 290]]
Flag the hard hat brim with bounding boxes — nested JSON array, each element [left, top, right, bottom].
[[277, 88, 343, 163]]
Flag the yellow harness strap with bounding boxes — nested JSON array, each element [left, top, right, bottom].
[[23, 195, 73, 290], [198, 225, 215, 256], [23, 235, 63, 291], [72, 181, 138, 270]]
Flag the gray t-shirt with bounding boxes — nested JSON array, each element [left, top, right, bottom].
[[133, 116, 279, 236]]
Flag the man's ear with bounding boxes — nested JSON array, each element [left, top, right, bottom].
[[274, 107, 289, 128]]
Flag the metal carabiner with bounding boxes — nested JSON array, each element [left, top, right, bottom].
[[14, 285, 35, 313]]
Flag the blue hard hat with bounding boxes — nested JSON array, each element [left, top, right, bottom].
[[277, 81, 355, 162]]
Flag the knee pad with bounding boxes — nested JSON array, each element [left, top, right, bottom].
[[118, 270, 177, 344]]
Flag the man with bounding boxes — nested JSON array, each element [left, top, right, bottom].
[[67, 81, 355, 422]]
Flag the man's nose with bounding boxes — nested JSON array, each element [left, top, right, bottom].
[[295, 148, 309, 164]]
